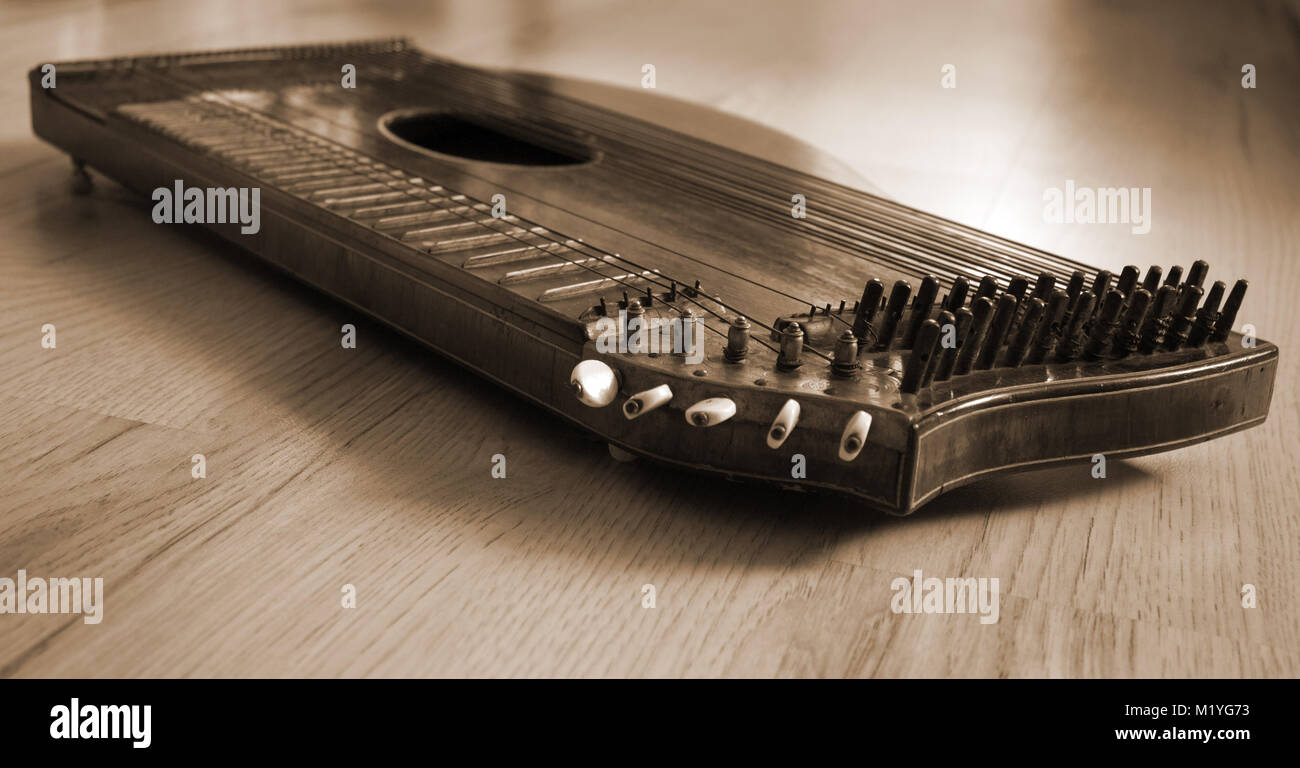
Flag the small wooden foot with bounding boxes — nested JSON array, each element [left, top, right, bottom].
[[70, 158, 92, 195], [607, 443, 637, 463]]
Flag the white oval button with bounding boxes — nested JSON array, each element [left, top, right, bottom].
[[838, 410, 873, 461], [623, 384, 673, 419], [570, 359, 618, 407], [766, 399, 800, 448], [684, 397, 736, 427]]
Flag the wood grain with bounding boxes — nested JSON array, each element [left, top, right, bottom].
[[1, 0, 1297, 677]]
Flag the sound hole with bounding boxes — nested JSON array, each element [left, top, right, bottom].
[[382, 111, 592, 167]]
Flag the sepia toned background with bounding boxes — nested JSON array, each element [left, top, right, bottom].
[[1, 0, 1296, 676]]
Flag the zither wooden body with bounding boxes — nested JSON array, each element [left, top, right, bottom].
[[29, 40, 1278, 514]]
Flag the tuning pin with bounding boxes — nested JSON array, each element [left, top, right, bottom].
[[1005, 275, 1032, 337], [1083, 289, 1125, 360], [923, 310, 955, 386], [1164, 284, 1203, 350], [1112, 288, 1151, 356], [1055, 289, 1095, 361], [945, 276, 970, 312], [1138, 284, 1178, 353], [1071, 279, 1092, 320], [838, 410, 873, 462], [1187, 280, 1225, 346], [684, 397, 736, 427], [1005, 275, 1028, 301], [676, 307, 698, 358], [852, 279, 884, 342], [1116, 265, 1140, 298], [901, 319, 942, 393], [625, 298, 646, 352], [832, 330, 860, 377], [1141, 265, 1163, 294], [570, 359, 618, 407], [1086, 270, 1107, 304], [953, 296, 994, 376], [724, 316, 750, 362], [933, 307, 972, 382], [1005, 297, 1045, 367], [975, 293, 1018, 370], [1025, 289, 1069, 365], [777, 321, 804, 370], [1066, 270, 1086, 303], [874, 280, 911, 350], [975, 275, 998, 301], [766, 399, 800, 449], [1164, 265, 1183, 287], [1210, 279, 1248, 342], [1032, 272, 1056, 301], [1186, 260, 1209, 289], [901, 275, 939, 349], [623, 384, 673, 419]]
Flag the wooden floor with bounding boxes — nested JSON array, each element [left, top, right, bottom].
[[1, 0, 1297, 677]]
